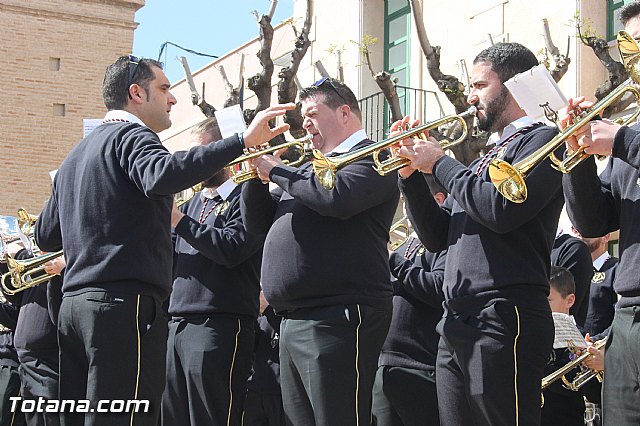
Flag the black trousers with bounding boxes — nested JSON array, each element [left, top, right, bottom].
[[19, 355, 59, 426], [602, 306, 640, 426], [58, 291, 168, 426], [161, 317, 254, 426], [371, 365, 439, 426], [242, 390, 285, 426], [279, 304, 391, 426], [0, 364, 25, 426], [436, 301, 554, 426]]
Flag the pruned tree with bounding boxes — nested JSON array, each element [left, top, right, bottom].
[[245, 11, 276, 124], [541, 18, 571, 82], [353, 35, 404, 124], [408, 0, 488, 165], [277, 0, 314, 139], [574, 14, 632, 117], [217, 54, 244, 108], [179, 56, 216, 118]]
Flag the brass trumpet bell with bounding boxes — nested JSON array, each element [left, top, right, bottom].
[[312, 107, 477, 190]]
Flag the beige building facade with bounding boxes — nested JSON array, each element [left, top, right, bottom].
[[0, 0, 144, 215]]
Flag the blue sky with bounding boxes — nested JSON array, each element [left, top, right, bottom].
[[133, 1, 294, 83]]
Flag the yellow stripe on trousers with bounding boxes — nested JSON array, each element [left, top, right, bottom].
[[355, 305, 362, 426], [227, 319, 241, 426], [513, 306, 521, 426], [130, 295, 141, 426]]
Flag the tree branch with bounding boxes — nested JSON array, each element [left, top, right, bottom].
[[576, 21, 628, 115], [278, 0, 314, 138], [542, 19, 571, 82], [247, 14, 275, 121], [178, 56, 216, 117], [267, 0, 278, 20], [409, 0, 467, 112]]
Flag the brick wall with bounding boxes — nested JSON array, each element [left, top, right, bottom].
[[0, 0, 144, 216]]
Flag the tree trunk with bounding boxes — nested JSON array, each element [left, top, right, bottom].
[[278, 0, 314, 139]]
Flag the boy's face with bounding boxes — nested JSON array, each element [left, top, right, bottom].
[[548, 286, 574, 314]]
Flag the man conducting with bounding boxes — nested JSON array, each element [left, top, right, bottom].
[[35, 55, 293, 426]]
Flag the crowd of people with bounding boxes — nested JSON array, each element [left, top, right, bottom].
[[1, 2, 640, 426]]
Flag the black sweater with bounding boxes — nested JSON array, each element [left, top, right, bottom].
[[551, 234, 593, 327], [169, 185, 264, 318], [584, 256, 618, 336], [401, 124, 563, 312], [241, 138, 399, 312], [35, 122, 244, 301], [563, 125, 640, 308], [379, 239, 445, 371]]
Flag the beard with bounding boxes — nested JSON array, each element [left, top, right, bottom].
[[581, 237, 601, 253], [202, 168, 230, 188], [476, 85, 510, 133]]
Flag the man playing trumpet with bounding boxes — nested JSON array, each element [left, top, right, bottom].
[[394, 42, 564, 425], [241, 78, 399, 425]]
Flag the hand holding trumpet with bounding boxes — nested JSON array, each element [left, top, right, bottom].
[[391, 115, 445, 176], [559, 97, 618, 157]]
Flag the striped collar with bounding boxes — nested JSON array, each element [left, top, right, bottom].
[[103, 110, 146, 128]]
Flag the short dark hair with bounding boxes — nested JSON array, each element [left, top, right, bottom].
[[473, 42, 539, 83], [191, 117, 222, 142], [620, 1, 640, 26], [102, 56, 164, 111], [299, 78, 362, 120], [424, 174, 447, 197], [549, 266, 575, 298]]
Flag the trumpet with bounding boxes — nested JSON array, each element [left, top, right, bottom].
[[312, 107, 477, 190], [226, 135, 313, 184], [541, 338, 606, 392], [489, 30, 640, 203], [175, 183, 204, 208], [1, 250, 63, 296], [389, 215, 411, 251]]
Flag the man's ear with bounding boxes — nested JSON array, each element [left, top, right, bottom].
[[339, 104, 351, 121], [128, 84, 145, 104], [566, 293, 576, 309]]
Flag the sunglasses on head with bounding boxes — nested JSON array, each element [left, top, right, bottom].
[[127, 55, 140, 87], [312, 77, 348, 104]]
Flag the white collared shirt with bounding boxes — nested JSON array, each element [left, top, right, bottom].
[[200, 178, 237, 201], [327, 129, 368, 155], [103, 110, 146, 128], [487, 116, 536, 146], [593, 252, 611, 271]]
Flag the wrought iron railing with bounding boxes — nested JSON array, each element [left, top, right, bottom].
[[359, 86, 446, 142]]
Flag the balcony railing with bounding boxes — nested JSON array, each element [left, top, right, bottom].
[[358, 86, 446, 142]]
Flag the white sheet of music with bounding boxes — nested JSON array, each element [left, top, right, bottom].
[[552, 312, 587, 349], [504, 64, 568, 123]]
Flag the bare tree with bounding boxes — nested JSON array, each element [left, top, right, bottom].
[[217, 55, 244, 108], [277, 0, 314, 138], [575, 17, 632, 116], [408, 0, 487, 165], [179, 56, 216, 117], [245, 12, 276, 123], [541, 18, 571, 82], [353, 35, 404, 123]]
